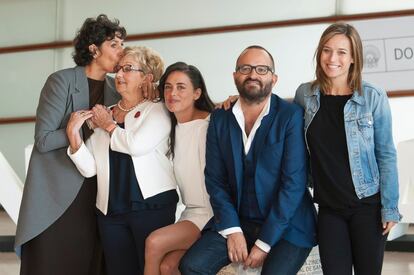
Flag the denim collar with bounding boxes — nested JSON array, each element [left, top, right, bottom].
[[304, 84, 365, 105]]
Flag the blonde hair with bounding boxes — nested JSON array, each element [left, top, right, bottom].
[[123, 46, 164, 82], [312, 22, 363, 94]]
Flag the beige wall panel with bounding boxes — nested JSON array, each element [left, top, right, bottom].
[[338, 0, 414, 14], [0, 50, 55, 117], [0, 0, 57, 47]]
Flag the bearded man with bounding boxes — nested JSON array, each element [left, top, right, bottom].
[[179, 45, 318, 275]]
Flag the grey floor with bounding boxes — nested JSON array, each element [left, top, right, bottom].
[[1, 212, 413, 275]]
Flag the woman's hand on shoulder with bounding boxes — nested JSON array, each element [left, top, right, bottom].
[[215, 95, 239, 110]]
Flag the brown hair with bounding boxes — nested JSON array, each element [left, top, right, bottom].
[[312, 22, 363, 94]]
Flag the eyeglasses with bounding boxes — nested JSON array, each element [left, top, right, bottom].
[[114, 64, 144, 73], [236, 64, 273, 75]]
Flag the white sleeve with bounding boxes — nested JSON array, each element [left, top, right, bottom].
[[218, 227, 243, 238], [67, 141, 97, 178], [110, 103, 171, 156], [255, 239, 271, 253]]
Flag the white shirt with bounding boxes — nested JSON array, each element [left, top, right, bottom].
[[219, 96, 272, 253], [174, 116, 213, 229]]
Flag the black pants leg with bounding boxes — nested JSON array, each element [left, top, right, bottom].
[[318, 205, 386, 275], [349, 205, 387, 275], [98, 206, 176, 275], [20, 177, 103, 275]]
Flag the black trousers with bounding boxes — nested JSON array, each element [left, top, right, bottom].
[[97, 205, 176, 275], [317, 204, 387, 275], [20, 177, 105, 275]]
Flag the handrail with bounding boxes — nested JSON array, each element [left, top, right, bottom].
[[0, 116, 37, 125], [1, 90, 412, 125], [1, 10, 414, 54]]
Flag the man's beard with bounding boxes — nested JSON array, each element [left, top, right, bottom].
[[236, 78, 272, 104]]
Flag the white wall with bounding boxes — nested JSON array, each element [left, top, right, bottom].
[[1, 0, 414, 179]]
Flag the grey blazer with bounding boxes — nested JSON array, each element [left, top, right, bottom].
[[15, 66, 120, 254]]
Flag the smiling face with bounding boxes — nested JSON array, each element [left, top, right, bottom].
[[115, 55, 146, 97], [233, 48, 277, 104], [320, 34, 354, 84], [95, 36, 124, 73], [164, 71, 201, 116]]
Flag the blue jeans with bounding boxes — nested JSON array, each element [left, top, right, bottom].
[[180, 220, 311, 275]]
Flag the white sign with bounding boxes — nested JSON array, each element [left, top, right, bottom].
[[363, 36, 414, 74], [353, 15, 414, 91]]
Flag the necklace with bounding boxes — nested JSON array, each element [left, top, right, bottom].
[[117, 99, 146, 112]]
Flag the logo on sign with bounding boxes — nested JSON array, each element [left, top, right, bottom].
[[363, 45, 381, 69]]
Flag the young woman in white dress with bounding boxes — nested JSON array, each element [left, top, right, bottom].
[[144, 62, 215, 275]]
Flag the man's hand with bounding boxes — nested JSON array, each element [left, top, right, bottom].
[[227, 232, 248, 263], [243, 245, 268, 269]]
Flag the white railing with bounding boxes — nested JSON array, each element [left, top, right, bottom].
[[388, 138, 414, 240], [0, 151, 23, 224]]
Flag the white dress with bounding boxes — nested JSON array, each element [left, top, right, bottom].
[[174, 116, 213, 230]]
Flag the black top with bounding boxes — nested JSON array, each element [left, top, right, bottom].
[[83, 78, 105, 141], [107, 122, 178, 215], [307, 93, 379, 209]]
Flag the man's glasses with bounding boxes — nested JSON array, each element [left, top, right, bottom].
[[114, 64, 144, 73], [236, 64, 273, 75]]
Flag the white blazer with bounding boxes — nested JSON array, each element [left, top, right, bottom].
[[68, 101, 176, 215]]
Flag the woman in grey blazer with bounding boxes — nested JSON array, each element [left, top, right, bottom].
[[15, 14, 125, 275]]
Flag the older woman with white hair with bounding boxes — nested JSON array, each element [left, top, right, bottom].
[[66, 46, 177, 275]]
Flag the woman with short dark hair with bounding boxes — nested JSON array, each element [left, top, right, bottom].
[[15, 14, 125, 275]]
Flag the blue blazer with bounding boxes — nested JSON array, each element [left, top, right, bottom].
[[205, 94, 317, 248]]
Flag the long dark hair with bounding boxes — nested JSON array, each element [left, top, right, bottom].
[[159, 62, 215, 158]]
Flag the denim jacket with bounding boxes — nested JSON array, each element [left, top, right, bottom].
[[294, 81, 401, 222]]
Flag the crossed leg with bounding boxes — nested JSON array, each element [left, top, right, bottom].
[[144, 220, 201, 275]]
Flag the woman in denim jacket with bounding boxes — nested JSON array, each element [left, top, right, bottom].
[[294, 22, 401, 275]]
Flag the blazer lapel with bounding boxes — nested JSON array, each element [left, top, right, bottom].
[[254, 95, 278, 158], [72, 66, 89, 111], [229, 113, 244, 211]]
